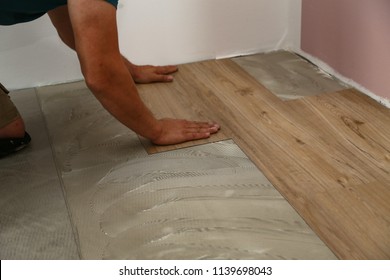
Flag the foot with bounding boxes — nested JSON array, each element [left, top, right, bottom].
[[0, 117, 31, 158]]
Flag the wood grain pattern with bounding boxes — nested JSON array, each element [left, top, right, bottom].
[[137, 68, 234, 153], [137, 59, 390, 259]]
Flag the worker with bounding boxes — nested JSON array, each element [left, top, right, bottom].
[[0, 0, 220, 158]]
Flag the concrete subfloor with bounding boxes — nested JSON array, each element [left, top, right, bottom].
[[233, 51, 346, 100], [0, 51, 344, 259], [0, 88, 79, 259]]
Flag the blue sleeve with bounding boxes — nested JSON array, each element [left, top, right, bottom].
[[106, 0, 119, 8]]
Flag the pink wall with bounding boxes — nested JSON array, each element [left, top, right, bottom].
[[301, 0, 390, 100]]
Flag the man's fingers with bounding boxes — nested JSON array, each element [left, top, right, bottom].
[[183, 122, 220, 139], [184, 122, 220, 141], [132, 65, 178, 84], [185, 121, 220, 131], [186, 131, 211, 141], [156, 65, 178, 75], [152, 118, 220, 146], [157, 74, 174, 82], [155, 66, 178, 82]]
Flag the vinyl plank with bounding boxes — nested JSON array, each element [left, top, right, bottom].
[[137, 80, 231, 153], [310, 181, 390, 259], [286, 90, 390, 183], [284, 90, 390, 259]]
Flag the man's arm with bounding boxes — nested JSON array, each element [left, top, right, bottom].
[[48, 0, 219, 145], [48, 4, 178, 84]]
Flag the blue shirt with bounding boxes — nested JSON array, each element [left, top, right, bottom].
[[0, 0, 118, 25]]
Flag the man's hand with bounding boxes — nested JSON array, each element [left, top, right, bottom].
[[129, 64, 178, 84], [151, 119, 220, 145]]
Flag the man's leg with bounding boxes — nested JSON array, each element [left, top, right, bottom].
[[0, 83, 31, 158]]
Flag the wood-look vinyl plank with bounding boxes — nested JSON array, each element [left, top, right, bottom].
[[305, 186, 389, 260], [137, 59, 390, 259], [313, 181, 390, 259], [283, 92, 390, 259], [137, 76, 233, 153], [285, 96, 389, 184]]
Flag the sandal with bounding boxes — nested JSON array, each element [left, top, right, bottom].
[[0, 132, 31, 158]]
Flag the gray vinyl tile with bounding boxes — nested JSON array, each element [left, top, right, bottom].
[[36, 81, 336, 260], [233, 50, 348, 100], [0, 89, 79, 259]]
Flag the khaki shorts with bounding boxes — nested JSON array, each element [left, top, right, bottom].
[[0, 83, 20, 129]]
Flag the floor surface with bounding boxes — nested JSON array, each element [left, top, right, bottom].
[[1, 51, 385, 260], [0, 89, 79, 259]]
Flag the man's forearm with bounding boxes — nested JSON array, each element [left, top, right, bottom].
[[84, 58, 162, 141]]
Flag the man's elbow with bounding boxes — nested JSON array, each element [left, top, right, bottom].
[[83, 69, 112, 97], [80, 56, 126, 98]]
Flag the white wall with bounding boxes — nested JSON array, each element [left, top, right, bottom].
[[0, 16, 81, 90], [0, 0, 301, 90]]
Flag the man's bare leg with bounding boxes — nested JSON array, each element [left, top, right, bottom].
[[0, 84, 31, 158], [0, 117, 25, 139]]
